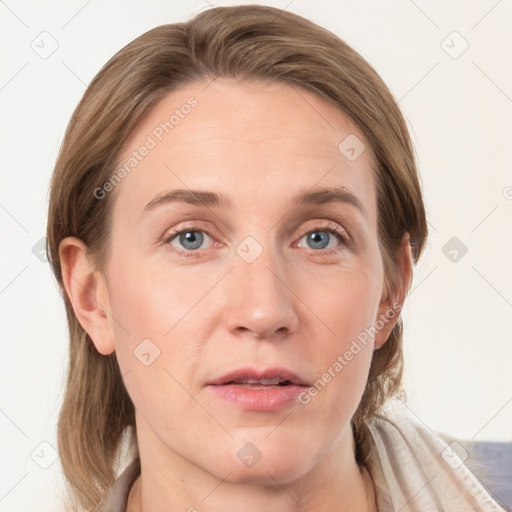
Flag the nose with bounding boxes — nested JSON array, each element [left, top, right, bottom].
[[223, 243, 299, 341]]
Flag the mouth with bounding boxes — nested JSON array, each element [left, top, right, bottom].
[[223, 377, 293, 389], [208, 367, 308, 387], [207, 367, 309, 411]]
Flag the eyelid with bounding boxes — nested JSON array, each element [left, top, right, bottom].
[[162, 219, 351, 255], [294, 220, 351, 246], [162, 221, 217, 246]]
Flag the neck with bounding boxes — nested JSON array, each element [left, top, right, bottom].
[[127, 416, 377, 512]]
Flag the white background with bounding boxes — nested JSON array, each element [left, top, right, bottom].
[[1, 0, 511, 510]]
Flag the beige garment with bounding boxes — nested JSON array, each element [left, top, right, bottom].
[[365, 399, 507, 511], [95, 400, 506, 511]]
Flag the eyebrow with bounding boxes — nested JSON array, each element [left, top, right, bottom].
[[143, 185, 366, 216]]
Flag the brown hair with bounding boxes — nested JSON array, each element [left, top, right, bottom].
[[47, 5, 427, 510]]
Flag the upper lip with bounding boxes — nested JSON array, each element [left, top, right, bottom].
[[207, 367, 309, 386]]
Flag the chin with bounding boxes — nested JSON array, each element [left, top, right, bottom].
[[223, 457, 311, 487], [207, 435, 317, 486]]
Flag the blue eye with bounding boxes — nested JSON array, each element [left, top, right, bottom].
[[168, 230, 213, 251], [163, 222, 348, 258], [297, 229, 343, 251]]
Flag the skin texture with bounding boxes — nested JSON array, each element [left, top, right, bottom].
[[60, 79, 412, 511]]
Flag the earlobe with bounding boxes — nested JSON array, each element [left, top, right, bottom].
[[374, 234, 413, 350], [59, 237, 116, 355]]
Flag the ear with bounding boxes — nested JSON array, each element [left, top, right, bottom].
[[59, 237, 116, 355], [374, 233, 413, 350]]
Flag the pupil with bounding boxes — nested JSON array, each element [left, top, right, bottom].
[[181, 231, 203, 250], [309, 231, 328, 249]]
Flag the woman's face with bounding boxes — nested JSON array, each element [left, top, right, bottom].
[[99, 79, 395, 484]]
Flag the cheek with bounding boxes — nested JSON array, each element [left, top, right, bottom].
[[303, 262, 383, 341], [300, 261, 382, 405], [106, 261, 204, 430], [105, 255, 219, 398], [107, 252, 206, 338]]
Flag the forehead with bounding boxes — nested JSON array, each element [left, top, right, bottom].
[[112, 79, 377, 220], [130, 79, 370, 155]]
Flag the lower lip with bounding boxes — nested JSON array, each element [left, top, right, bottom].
[[208, 384, 306, 411]]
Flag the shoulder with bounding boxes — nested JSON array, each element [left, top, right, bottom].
[[364, 400, 508, 512]]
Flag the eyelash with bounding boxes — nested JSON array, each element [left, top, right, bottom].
[[162, 221, 350, 258]]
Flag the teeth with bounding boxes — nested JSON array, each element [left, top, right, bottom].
[[232, 377, 284, 385], [260, 378, 281, 385]]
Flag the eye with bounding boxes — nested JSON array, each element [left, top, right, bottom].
[[298, 230, 338, 250], [295, 222, 348, 254], [162, 221, 349, 258], [165, 228, 214, 253]]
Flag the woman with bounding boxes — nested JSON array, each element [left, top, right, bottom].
[[46, 5, 506, 511]]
